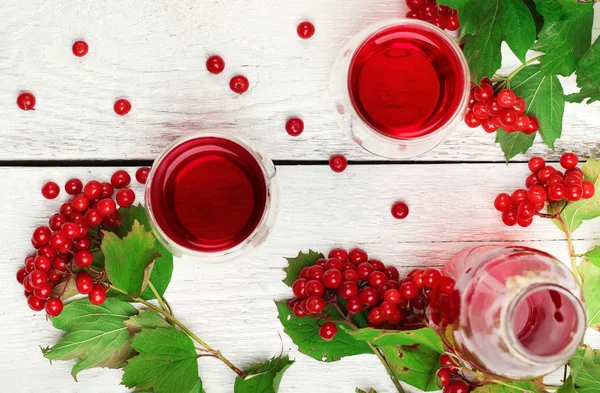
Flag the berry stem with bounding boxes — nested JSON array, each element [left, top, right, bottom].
[[331, 303, 406, 393], [557, 216, 581, 284], [504, 55, 544, 85], [147, 281, 172, 322], [110, 285, 248, 378]]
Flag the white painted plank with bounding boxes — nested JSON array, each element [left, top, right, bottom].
[[0, 165, 599, 392], [1, 0, 599, 162]]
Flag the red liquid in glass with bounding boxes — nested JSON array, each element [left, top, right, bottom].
[[512, 288, 579, 357], [348, 23, 466, 139], [149, 137, 267, 253]]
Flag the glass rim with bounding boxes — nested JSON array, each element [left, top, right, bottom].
[[502, 283, 586, 365], [145, 129, 277, 259], [344, 18, 471, 144]]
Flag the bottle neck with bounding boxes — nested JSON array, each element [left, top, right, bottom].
[[502, 283, 586, 366]]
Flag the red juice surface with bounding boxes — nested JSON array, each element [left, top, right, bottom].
[[348, 23, 466, 139], [149, 137, 267, 253]]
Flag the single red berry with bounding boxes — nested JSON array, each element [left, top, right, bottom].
[[526, 173, 540, 188], [72, 40, 89, 57], [100, 182, 114, 198], [42, 182, 60, 199], [89, 284, 107, 305], [49, 231, 68, 249], [432, 16, 447, 30], [513, 97, 526, 114], [305, 296, 326, 314], [116, 188, 136, 207], [45, 298, 64, 316], [517, 201, 535, 219], [497, 89, 516, 108], [464, 110, 482, 128], [343, 269, 360, 283], [97, 198, 117, 216], [74, 250, 94, 267], [17, 92, 36, 110], [34, 256, 52, 272], [346, 296, 364, 313], [359, 286, 380, 306], [560, 153, 579, 169], [297, 21, 315, 39], [32, 226, 52, 246], [473, 84, 493, 102], [76, 272, 94, 295], [411, 270, 425, 288], [494, 193, 511, 212], [285, 117, 304, 137], [206, 55, 225, 74], [75, 237, 91, 251], [136, 167, 150, 184], [23, 278, 35, 293], [482, 118, 499, 133], [305, 280, 325, 297], [34, 283, 52, 299], [37, 245, 57, 260], [391, 201, 409, 219], [423, 268, 441, 288], [323, 269, 343, 289], [319, 322, 338, 341], [566, 167, 583, 179], [514, 114, 530, 131], [564, 175, 583, 187], [328, 248, 348, 261], [27, 295, 46, 311], [583, 181, 595, 199], [48, 213, 67, 231], [65, 178, 83, 195], [70, 212, 85, 223], [400, 281, 418, 299], [84, 180, 103, 200], [292, 301, 306, 318], [511, 189, 528, 206], [16, 268, 28, 284], [437, 368, 452, 387], [72, 193, 90, 212], [29, 270, 48, 289], [502, 208, 518, 226], [325, 258, 343, 271], [406, 0, 425, 11], [383, 289, 402, 304], [445, 381, 469, 393], [565, 185, 583, 202], [329, 155, 348, 173], [421, 4, 438, 19], [369, 259, 385, 271], [25, 256, 36, 273], [537, 166, 556, 184], [114, 99, 132, 116], [548, 183, 566, 202], [524, 116, 540, 134], [528, 157, 545, 173], [292, 278, 307, 298], [338, 281, 359, 299], [384, 266, 400, 281], [52, 256, 67, 271], [446, 14, 460, 31], [405, 10, 420, 18], [103, 211, 120, 227], [486, 99, 503, 116], [230, 75, 249, 94], [85, 208, 103, 226], [367, 307, 384, 325], [527, 185, 547, 204], [349, 248, 368, 264], [368, 271, 388, 288], [306, 264, 324, 280], [499, 109, 518, 127], [60, 202, 74, 217], [111, 170, 131, 189]]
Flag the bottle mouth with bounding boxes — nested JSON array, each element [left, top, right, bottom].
[[504, 283, 586, 365]]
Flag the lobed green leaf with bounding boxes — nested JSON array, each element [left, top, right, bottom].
[[234, 355, 294, 393]]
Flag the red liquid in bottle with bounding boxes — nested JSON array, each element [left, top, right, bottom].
[[348, 23, 467, 139], [148, 137, 268, 253]]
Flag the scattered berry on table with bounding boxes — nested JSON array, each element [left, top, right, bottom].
[[329, 155, 347, 173], [17, 92, 36, 111], [114, 99, 132, 116], [72, 40, 89, 57], [391, 201, 409, 219], [285, 117, 304, 137], [206, 55, 225, 74], [41, 182, 60, 200], [230, 75, 249, 94], [136, 167, 150, 184], [297, 21, 315, 39]]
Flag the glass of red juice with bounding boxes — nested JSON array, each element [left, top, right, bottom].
[[438, 245, 586, 379], [145, 131, 277, 260], [332, 19, 470, 158]]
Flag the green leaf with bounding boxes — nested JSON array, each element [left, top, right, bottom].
[[523, 0, 544, 36], [511, 64, 565, 149], [580, 260, 600, 331], [471, 380, 545, 393], [552, 157, 600, 233], [124, 309, 171, 334], [344, 327, 443, 354], [567, 36, 600, 104], [568, 346, 600, 392], [122, 327, 200, 393], [117, 204, 174, 300], [495, 129, 536, 161], [102, 220, 158, 298], [234, 356, 294, 393], [42, 298, 137, 379], [438, 0, 536, 83], [282, 250, 324, 287], [275, 301, 371, 362], [585, 245, 600, 268], [532, 0, 594, 76], [380, 345, 440, 392], [556, 376, 577, 393]]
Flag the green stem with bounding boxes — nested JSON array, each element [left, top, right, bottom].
[[557, 216, 581, 284], [332, 304, 405, 393], [110, 285, 247, 378], [147, 282, 174, 326], [505, 55, 544, 85]]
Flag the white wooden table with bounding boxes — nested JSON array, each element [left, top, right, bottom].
[[1, 1, 600, 392]]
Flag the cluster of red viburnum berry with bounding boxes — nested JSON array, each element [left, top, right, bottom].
[[465, 78, 539, 135], [404, 0, 460, 32], [494, 153, 595, 227], [16, 168, 150, 317]]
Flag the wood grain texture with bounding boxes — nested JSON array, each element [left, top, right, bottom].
[[0, 0, 599, 162], [1, 165, 599, 392]]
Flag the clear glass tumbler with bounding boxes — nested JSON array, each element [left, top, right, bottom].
[[145, 130, 277, 260], [439, 245, 586, 380], [331, 19, 470, 158]]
